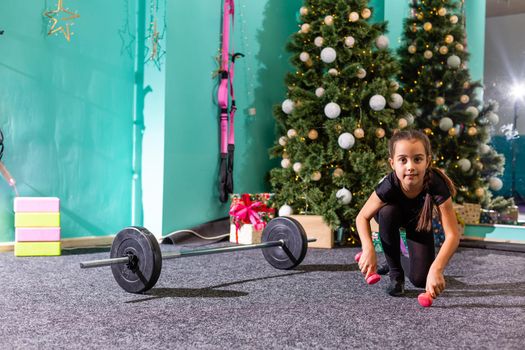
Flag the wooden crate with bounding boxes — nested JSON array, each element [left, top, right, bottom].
[[290, 215, 333, 249]]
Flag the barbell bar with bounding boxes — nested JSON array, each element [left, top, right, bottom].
[[79, 216, 316, 294]]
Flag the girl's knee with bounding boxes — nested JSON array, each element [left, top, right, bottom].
[[409, 274, 427, 288]]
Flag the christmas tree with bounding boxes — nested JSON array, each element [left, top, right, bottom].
[[397, 0, 506, 207], [269, 0, 413, 231]]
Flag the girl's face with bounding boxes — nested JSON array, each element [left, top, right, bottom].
[[389, 139, 430, 193]]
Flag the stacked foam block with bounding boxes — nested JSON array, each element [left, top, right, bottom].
[[14, 197, 61, 256]]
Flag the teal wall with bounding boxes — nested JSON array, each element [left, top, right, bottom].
[[0, 0, 135, 242], [158, 0, 301, 234]]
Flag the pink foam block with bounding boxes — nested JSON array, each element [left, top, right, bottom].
[[14, 197, 60, 213], [15, 227, 61, 242]]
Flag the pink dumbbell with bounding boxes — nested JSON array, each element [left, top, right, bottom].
[[354, 252, 381, 285], [417, 292, 434, 307]]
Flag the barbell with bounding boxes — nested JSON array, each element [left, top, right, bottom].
[[80, 216, 316, 294]]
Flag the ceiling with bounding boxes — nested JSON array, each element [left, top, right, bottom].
[[486, 0, 525, 17]]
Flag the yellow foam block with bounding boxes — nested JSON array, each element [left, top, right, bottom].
[[15, 242, 61, 256], [14, 212, 60, 227]]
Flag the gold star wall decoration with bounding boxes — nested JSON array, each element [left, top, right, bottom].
[[44, 0, 80, 42]]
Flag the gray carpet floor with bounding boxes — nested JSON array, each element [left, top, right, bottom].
[[1, 243, 524, 349]]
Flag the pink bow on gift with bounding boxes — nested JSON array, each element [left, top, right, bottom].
[[229, 194, 267, 232]]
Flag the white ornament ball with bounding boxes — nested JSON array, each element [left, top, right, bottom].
[[458, 158, 472, 172], [282, 99, 294, 114], [489, 177, 503, 191], [281, 158, 291, 168], [300, 6, 308, 16], [447, 55, 461, 69], [344, 36, 355, 48], [375, 35, 389, 49], [439, 117, 454, 131], [356, 68, 367, 79], [287, 128, 297, 138], [293, 162, 302, 173], [415, 108, 423, 117], [311, 171, 322, 181], [466, 106, 479, 118], [315, 87, 325, 97], [299, 52, 310, 62], [405, 113, 415, 124], [338, 132, 355, 149], [320, 47, 337, 63], [300, 23, 311, 34], [349, 12, 359, 22], [388, 93, 404, 109], [479, 144, 491, 155], [486, 111, 500, 125], [278, 136, 288, 146], [336, 188, 352, 205], [369, 94, 386, 111], [450, 15, 459, 24], [278, 204, 293, 216], [324, 102, 341, 119], [314, 36, 324, 47], [390, 81, 400, 91], [324, 15, 334, 26]]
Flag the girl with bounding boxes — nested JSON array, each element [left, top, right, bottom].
[[356, 130, 460, 298]]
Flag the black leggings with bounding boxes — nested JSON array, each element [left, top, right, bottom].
[[376, 204, 435, 288]]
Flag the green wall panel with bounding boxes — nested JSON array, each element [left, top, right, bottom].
[[0, 0, 135, 241], [161, 0, 300, 233]]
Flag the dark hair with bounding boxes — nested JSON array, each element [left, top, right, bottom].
[[388, 130, 456, 232]]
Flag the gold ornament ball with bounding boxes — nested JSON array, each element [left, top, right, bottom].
[[333, 168, 344, 178], [408, 45, 417, 54], [390, 81, 400, 91], [463, 81, 470, 89], [356, 68, 367, 79], [305, 59, 313, 67], [300, 6, 308, 16], [455, 43, 464, 51], [282, 151, 289, 159], [468, 126, 478, 136], [417, 13, 424, 21], [445, 35, 454, 44], [423, 22, 433, 31], [475, 187, 485, 198], [436, 97, 445, 105], [328, 68, 339, 76], [432, 119, 439, 127], [424, 50, 433, 59], [361, 8, 371, 19], [300, 23, 310, 34], [349, 11, 359, 22], [375, 127, 386, 138], [448, 128, 457, 136], [308, 129, 319, 140], [438, 8, 447, 16], [460, 95, 470, 104], [398, 118, 408, 129], [411, 24, 418, 33], [450, 15, 459, 24], [354, 128, 365, 139], [311, 171, 322, 181], [439, 46, 449, 55], [324, 15, 334, 26], [335, 124, 343, 133], [424, 128, 433, 135]]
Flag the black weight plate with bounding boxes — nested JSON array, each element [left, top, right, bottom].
[[261, 217, 308, 269], [110, 227, 162, 293]]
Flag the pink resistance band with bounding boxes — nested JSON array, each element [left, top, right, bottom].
[[218, 0, 243, 203]]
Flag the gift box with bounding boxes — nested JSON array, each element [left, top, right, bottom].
[[229, 193, 275, 244], [454, 203, 481, 224], [290, 215, 333, 249], [480, 209, 499, 224], [370, 230, 408, 256], [498, 206, 519, 225]]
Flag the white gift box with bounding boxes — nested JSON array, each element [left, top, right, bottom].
[[229, 224, 262, 245]]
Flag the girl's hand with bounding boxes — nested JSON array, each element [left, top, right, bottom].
[[426, 268, 445, 298], [358, 248, 377, 280]]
